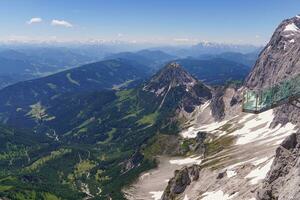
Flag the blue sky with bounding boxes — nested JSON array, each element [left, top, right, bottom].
[[0, 0, 299, 45]]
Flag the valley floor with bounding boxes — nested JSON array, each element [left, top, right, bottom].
[[123, 156, 202, 200]]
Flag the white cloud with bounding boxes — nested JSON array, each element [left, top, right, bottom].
[[255, 35, 261, 38], [51, 19, 73, 28], [117, 33, 123, 38], [27, 17, 42, 25]]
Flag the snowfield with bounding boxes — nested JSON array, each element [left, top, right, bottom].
[[149, 191, 163, 200], [231, 110, 296, 145], [201, 190, 237, 200], [245, 158, 274, 185], [169, 156, 202, 165]]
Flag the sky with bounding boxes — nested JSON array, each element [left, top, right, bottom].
[[0, 0, 299, 45]]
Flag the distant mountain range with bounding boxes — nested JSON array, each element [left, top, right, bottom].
[[0, 42, 260, 88], [150, 42, 262, 58], [177, 57, 251, 85], [0, 48, 98, 88], [104, 49, 177, 72]]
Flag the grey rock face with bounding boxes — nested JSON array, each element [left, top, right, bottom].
[[246, 15, 300, 90], [161, 165, 200, 200], [243, 15, 300, 199], [257, 132, 300, 200], [210, 87, 225, 121], [244, 15, 300, 127]]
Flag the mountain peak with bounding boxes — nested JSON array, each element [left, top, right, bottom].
[[143, 62, 197, 95], [167, 62, 180, 68], [245, 14, 300, 89]]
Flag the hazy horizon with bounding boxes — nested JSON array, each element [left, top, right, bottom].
[[1, 0, 300, 46]]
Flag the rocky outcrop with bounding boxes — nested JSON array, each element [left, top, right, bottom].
[[245, 15, 300, 90], [257, 132, 300, 200], [122, 151, 143, 173], [161, 165, 200, 200], [210, 87, 225, 121], [244, 15, 300, 126]]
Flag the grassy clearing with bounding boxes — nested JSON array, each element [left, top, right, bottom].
[[0, 185, 13, 192], [137, 111, 159, 126], [112, 80, 134, 90], [74, 160, 96, 177], [205, 135, 235, 156], [116, 89, 135, 102], [24, 149, 72, 172]]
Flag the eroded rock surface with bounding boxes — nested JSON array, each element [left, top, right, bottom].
[[257, 132, 300, 200]]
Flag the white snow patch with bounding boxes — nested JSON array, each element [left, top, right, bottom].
[[169, 156, 202, 165], [180, 119, 229, 138], [227, 160, 249, 170], [156, 87, 165, 96], [245, 158, 274, 185], [296, 15, 300, 19], [140, 172, 150, 180], [226, 170, 236, 178], [284, 23, 299, 32], [149, 191, 163, 200], [183, 194, 189, 200], [252, 157, 269, 166], [230, 110, 296, 145], [289, 39, 295, 43], [201, 190, 237, 200], [257, 122, 296, 146]]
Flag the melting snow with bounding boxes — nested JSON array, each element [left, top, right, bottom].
[[180, 119, 228, 138], [245, 158, 274, 185], [251, 157, 269, 166], [149, 191, 163, 200], [284, 23, 299, 32], [289, 39, 295, 43], [169, 156, 202, 165], [226, 170, 236, 178], [201, 190, 237, 200], [230, 110, 296, 145]]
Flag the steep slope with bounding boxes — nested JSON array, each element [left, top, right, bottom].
[[245, 15, 300, 126], [257, 132, 300, 200], [244, 15, 300, 200], [246, 15, 300, 90], [143, 62, 212, 114], [154, 15, 300, 200]]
